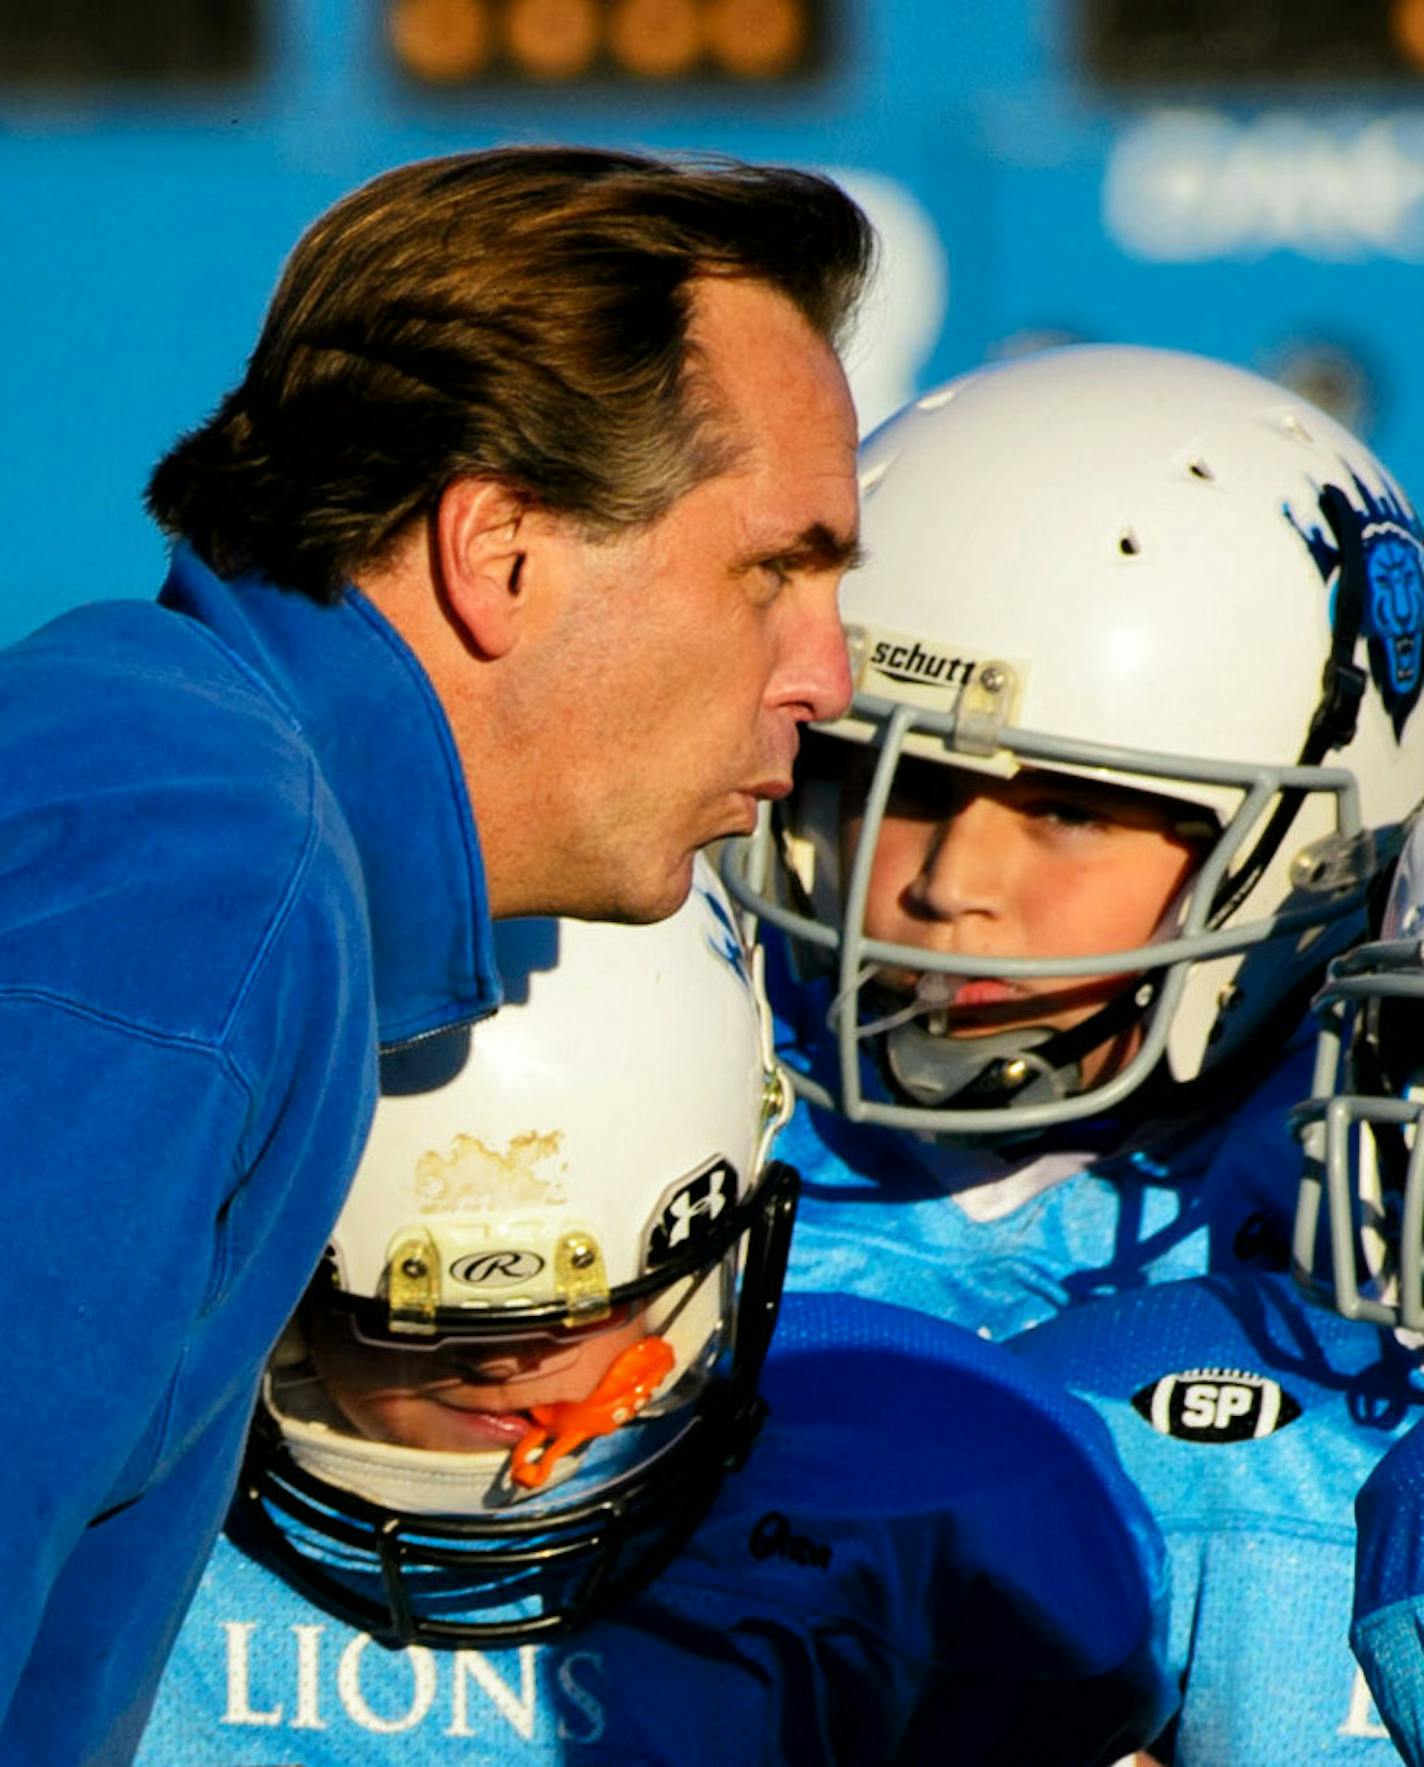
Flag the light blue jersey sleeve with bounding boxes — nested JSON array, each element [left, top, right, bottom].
[[1354, 1416, 1424, 1765], [139, 1293, 1174, 1766], [1011, 1271, 1420, 1763]]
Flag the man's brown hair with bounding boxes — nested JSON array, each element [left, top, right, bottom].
[[147, 146, 874, 602]]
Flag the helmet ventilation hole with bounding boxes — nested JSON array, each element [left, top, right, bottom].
[[1118, 528, 1141, 557], [1281, 411, 1314, 444], [1188, 458, 1215, 481]]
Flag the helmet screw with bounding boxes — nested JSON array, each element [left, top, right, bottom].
[[979, 665, 1005, 694], [568, 1240, 596, 1270], [762, 1070, 788, 1120], [401, 1257, 427, 1278]]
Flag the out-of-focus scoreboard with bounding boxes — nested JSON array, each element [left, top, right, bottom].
[[0, 0, 259, 82], [0, 0, 830, 87], [1084, 0, 1424, 80], [7, 0, 1424, 666], [387, 0, 828, 84], [12, 0, 1415, 91]]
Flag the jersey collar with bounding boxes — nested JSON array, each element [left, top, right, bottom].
[[159, 543, 501, 1046]]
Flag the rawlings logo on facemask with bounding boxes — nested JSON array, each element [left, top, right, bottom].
[[449, 1249, 546, 1287]]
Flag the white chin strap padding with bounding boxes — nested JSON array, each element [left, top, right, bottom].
[[269, 1380, 518, 1518]]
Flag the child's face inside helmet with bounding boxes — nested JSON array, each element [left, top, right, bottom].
[[844, 756, 1209, 1088], [306, 1304, 649, 1455]]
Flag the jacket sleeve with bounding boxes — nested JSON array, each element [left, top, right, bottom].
[[0, 799, 376, 1758], [0, 994, 254, 1723]]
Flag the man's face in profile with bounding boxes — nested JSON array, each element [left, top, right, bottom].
[[521, 276, 861, 924]]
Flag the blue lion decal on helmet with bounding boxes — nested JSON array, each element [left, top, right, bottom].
[[1287, 472, 1424, 741]]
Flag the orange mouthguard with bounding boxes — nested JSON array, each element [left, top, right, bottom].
[[509, 1336, 676, 1491]]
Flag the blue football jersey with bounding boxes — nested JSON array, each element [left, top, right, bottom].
[[778, 1026, 1313, 1338], [138, 1293, 1174, 1766], [1011, 1271, 1422, 1762], [1353, 1414, 1424, 1764]]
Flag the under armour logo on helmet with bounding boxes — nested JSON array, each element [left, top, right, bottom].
[[647, 1160, 734, 1265]]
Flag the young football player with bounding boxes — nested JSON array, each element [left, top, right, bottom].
[[1009, 1272, 1417, 1761], [1288, 809, 1424, 1767], [1355, 1416, 1424, 1765], [726, 343, 1424, 1336], [136, 861, 1174, 1766], [1006, 810, 1424, 1762]]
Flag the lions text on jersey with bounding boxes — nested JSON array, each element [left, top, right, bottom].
[[138, 1294, 1174, 1766]]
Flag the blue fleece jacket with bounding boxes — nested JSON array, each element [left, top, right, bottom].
[[0, 545, 500, 1764]]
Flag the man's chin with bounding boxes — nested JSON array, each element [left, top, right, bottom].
[[633, 854, 699, 925], [574, 853, 697, 927]]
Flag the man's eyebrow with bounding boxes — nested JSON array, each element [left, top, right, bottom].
[[755, 523, 865, 572]]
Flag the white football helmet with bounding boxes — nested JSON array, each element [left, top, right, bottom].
[[238, 857, 793, 1646], [726, 344, 1424, 1137], [1293, 813, 1424, 1329]]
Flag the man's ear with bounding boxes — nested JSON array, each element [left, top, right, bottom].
[[434, 477, 530, 660]]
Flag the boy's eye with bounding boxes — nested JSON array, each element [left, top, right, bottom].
[[1027, 798, 1106, 829]]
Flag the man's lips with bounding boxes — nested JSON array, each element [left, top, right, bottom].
[[747, 776, 793, 802], [720, 779, 793, 838]]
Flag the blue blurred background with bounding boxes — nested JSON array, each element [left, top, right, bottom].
[[3, 0, 1423, 643]]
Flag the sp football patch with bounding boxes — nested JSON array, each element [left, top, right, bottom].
[[1130, 1367, 1302, 1443]]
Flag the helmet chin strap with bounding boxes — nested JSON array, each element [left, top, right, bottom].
[[879, 980, 1157, 1113]]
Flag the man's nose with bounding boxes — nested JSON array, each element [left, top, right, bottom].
[[775, 585, 853, 725]]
